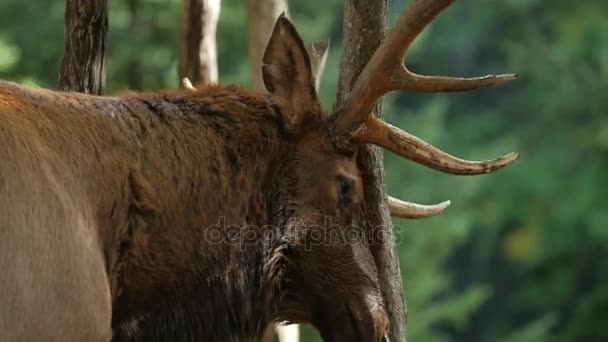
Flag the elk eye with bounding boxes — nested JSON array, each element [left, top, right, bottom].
[[337, 176, 353, 208]]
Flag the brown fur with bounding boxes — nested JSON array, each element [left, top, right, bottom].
[[0, 17, 387, 342]]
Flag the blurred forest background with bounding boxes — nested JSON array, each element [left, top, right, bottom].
[[1, 0, 606, 341]]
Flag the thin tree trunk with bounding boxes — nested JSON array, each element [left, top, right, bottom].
[[58, 0, 108, 94], [179, 0, 221, 86], [246, 0, 329, 94], [246, 0, 289, 91], [335, 1, 408, 342]]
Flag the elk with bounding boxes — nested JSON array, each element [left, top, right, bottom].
[[0, 1, 517, 341]]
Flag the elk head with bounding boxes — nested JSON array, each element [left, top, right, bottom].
[[187, 2, 517, 340], [250, 15, 388, 341]]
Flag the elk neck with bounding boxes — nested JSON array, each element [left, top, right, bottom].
[[0, 81, 294, 340], [105, 85, 296, 340]]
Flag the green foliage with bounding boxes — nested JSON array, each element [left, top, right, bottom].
[[0, 0, 605, 340]]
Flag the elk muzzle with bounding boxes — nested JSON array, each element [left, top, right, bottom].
[[316, 291, 389, 342]]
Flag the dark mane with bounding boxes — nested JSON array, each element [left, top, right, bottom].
[[112, 255, 267, 342], [107, 85, 293, 340]]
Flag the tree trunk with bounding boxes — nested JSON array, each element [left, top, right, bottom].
[[246, 0, 289, 91], [58, 0, 108, 94], [335, 1, 408, 342], [246, 0, 330, 94], [179, 0, 221, 86]]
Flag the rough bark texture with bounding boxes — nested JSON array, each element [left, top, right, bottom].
[[58, 0, 108, 94], [247, 0, 289, 91], [179, 0, 221, 85], [335, 1, 408, 342]]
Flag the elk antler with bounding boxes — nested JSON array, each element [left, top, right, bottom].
[[331, 0, 518, 176], [306, 39, 330, 92], [182, 77, 196, 90], [389, 196, 450, 219], [356, 116, 518, 175]]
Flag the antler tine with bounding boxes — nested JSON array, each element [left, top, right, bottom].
[[182, 77, 196, 90], [394, 73, 518, 93], [332, 0, 517, 135], [389, 196, 450, 219], [306, 39, 330, 92], [358, 116, 518, 175]]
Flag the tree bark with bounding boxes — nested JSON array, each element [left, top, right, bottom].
[[246, 0, 289, 91], [335, 1, 408, 342], [179, 0, 221, 86], [58, 0, 108, 94]]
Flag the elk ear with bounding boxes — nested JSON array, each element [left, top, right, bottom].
[[262, 14, 317, 132]]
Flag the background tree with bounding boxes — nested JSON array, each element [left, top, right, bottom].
[[179, 0, 221, 85], [57, 0, 108, 94], [246, 0, 329, 93], [246, 0, 288, 90]]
